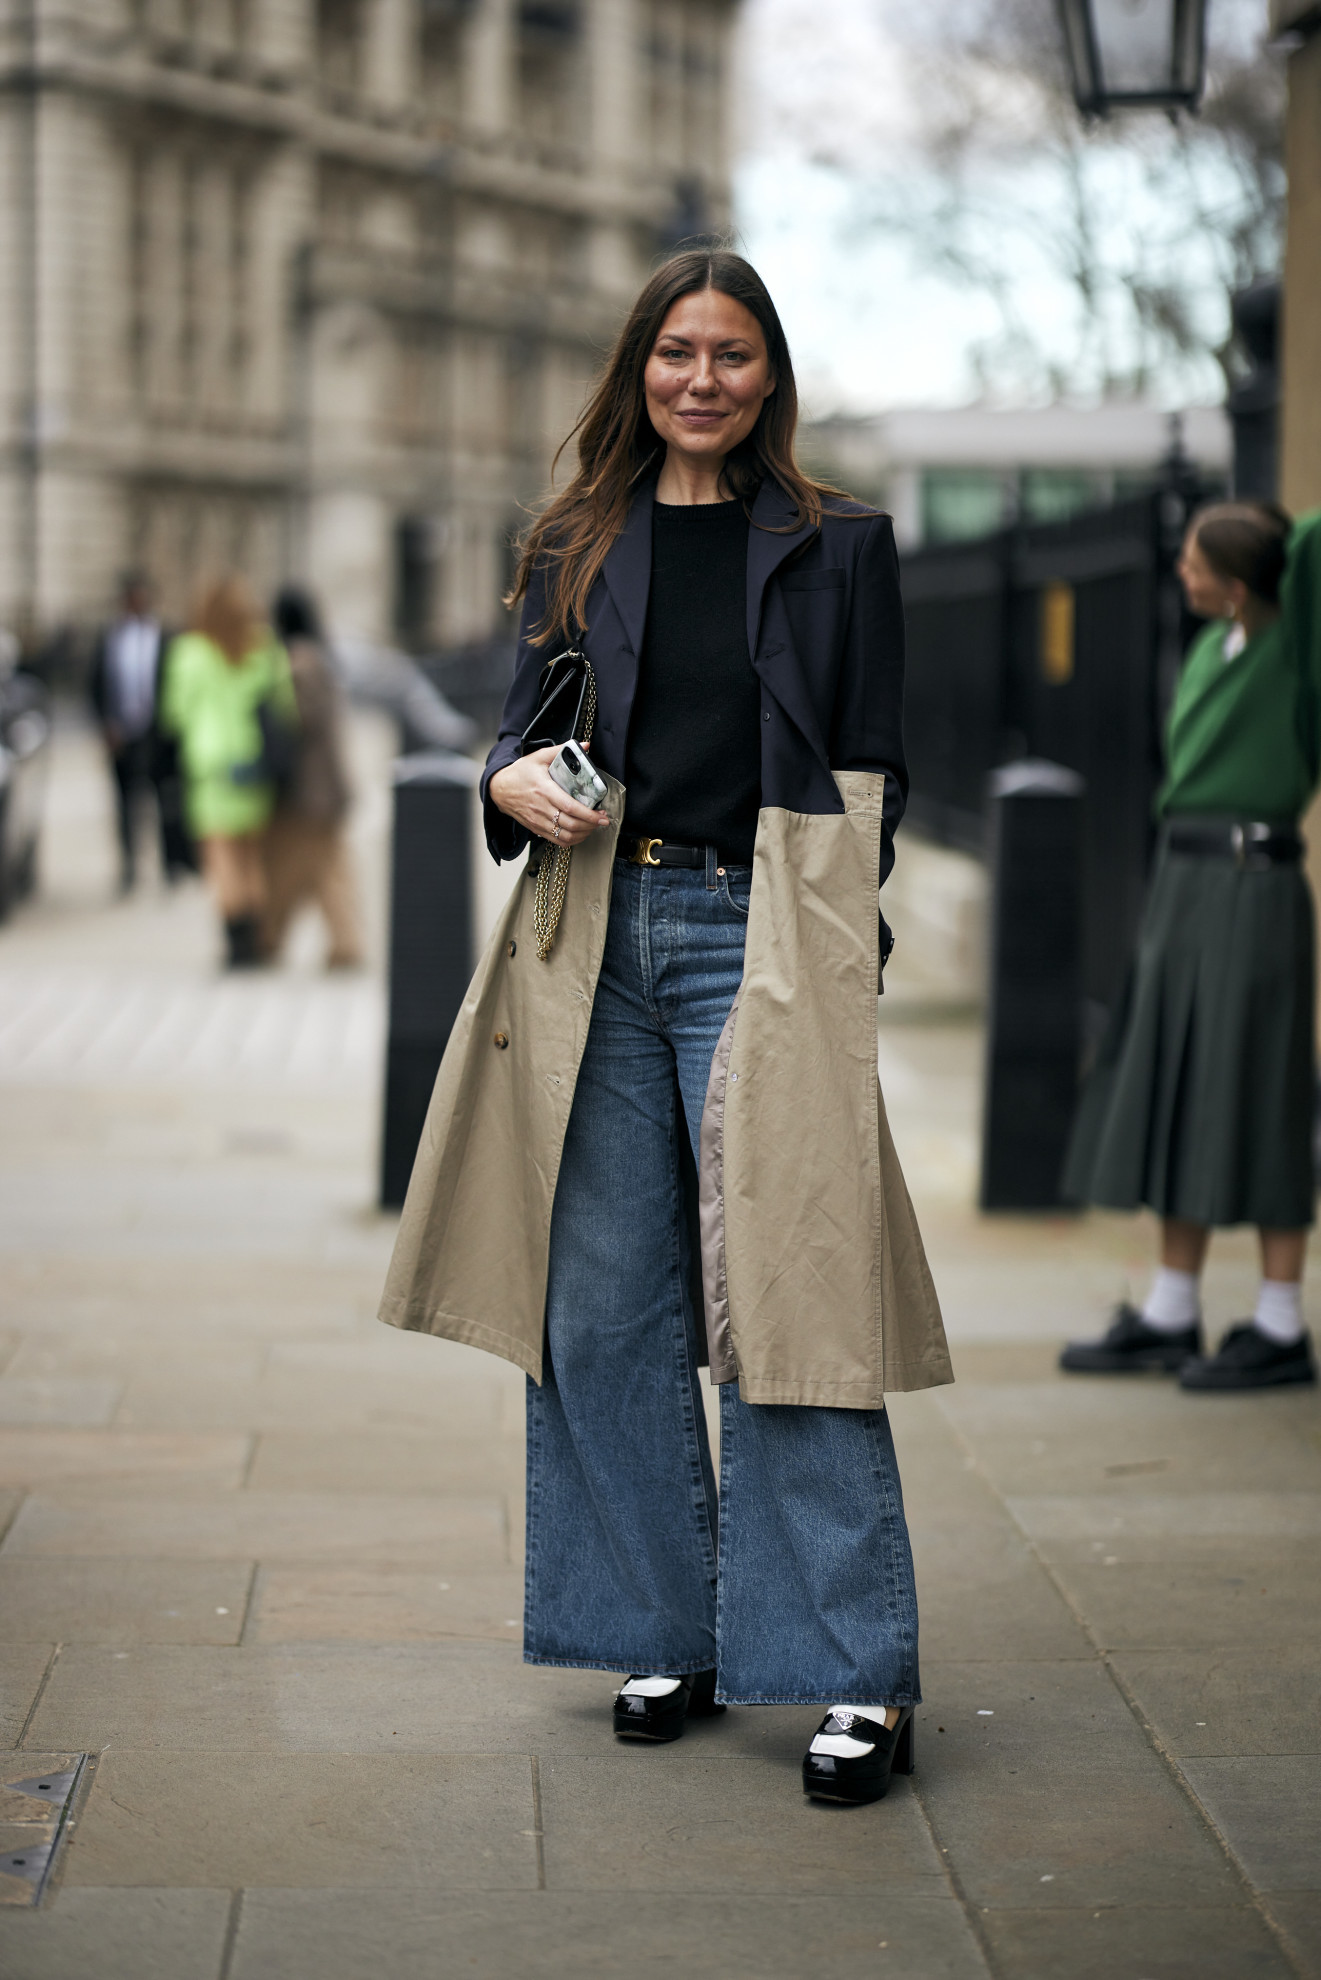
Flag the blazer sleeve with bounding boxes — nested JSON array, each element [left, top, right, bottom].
[[829, 512, 909, 892], [479, 562, 557, 864]]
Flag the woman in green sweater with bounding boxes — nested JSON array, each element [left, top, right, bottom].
[[1062, 500, 1321, 1391], [160, 575, 297, 968]]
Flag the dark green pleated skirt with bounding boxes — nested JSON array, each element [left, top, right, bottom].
[[1063, 823, 1317, 1229]]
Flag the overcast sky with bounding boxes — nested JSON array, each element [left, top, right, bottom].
[[732, 0, 1006, 416], [732, 0, 1270, 418]]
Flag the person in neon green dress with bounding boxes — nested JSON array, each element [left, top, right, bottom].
[[160, 575, 297, 968], [1062, 501, 1321, 1391]]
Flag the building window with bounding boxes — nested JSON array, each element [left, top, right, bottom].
[[921, 471, 1010, 545], [517, 0, 582, 150], [420, 0, 471, 125], [394, 516, 436, 648], [317, 0, 364, 96]]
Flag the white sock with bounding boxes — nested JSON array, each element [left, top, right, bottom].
[[1253, 1280, 1305, 1347], [619, 1675, 682, 1698], [811, 1705, 882, 1757], [1142, 1268, 1201, 1333]]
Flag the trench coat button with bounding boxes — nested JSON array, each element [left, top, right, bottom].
[[507, 940, 516, 957], [763, 710, 771, 721], [493, 1031, 509, 1049]]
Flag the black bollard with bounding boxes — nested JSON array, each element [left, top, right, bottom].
[[380, 751, 476, 1210], [979, 761, 1084, 1212]]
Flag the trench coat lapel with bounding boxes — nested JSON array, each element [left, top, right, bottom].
[[746, 479, 831, 776], [601, 474, 655, 659]]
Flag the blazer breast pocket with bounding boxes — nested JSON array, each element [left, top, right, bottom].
[[780, 568, 846, 593]]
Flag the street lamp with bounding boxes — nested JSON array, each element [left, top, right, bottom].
[[1057, 0, 1208, 115]]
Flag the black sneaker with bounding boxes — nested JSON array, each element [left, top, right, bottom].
[[1179, 1324, 1317, 1392], [1060, 1302, 1201, 1375]]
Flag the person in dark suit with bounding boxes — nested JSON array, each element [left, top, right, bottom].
[[89, 572, 193, 890]]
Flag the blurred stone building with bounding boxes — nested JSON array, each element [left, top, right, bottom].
[[0, 0, 736, 650]]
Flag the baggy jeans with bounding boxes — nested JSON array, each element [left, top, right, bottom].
[[524, 856, 921, 1707]]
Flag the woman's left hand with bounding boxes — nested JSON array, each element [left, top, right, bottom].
[[488, 748, 610, 847]]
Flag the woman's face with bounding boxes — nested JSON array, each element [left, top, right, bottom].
[[1177, 530, 1243, 619], [643, 289, 776, 470]]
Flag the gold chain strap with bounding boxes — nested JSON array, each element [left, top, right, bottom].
[[533, 661, 597, 961]]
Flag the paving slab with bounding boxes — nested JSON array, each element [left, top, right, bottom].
[[114, 1368, 510, 1434], [0, 1431, 248, 1491], [1044, 1547, 1320, 1652], [1177, 1757, 1321, 1890], [538, 1751, 944, 1893], [0, 1489, 508, 1565], [248, 1565, 526, 1643], [0, 1645, 56, 1748], [1112, 1648, 1321, 1758], [66, 1750, 539, 1889], [1006, 1490, 1321, 1554], [979, 1903, 1292, 1979], [0, 1558, 253, 1645], [228, 1888, 990, 1980], [26, 1640, 604, 1753], [940, 1380, 1321, 1497], [0, 1380, 122, 1427], [912, 1661, 1255, 1911], [1268, 1893, 1321, 1980], [0, 1887, 230, 1980], [246, 1429, 523, 1497]]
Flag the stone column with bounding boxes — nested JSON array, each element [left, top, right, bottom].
[[363, 0, 416, 111], [585, 0, 641, 297], [463, 0, 514, 138]]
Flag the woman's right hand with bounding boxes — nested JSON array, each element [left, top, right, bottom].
[[488, 748, 610, 848]]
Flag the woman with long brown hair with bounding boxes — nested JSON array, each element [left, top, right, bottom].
[[160, 574, 296, 968], [380, 250, 951, 1805]]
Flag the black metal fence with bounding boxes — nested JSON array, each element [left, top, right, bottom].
[[901, 482, 1208, 1020]]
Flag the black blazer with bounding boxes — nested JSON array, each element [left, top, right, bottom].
[[481, 475, 908, 888]]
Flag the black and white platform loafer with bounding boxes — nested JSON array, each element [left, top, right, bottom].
[[612, 1668, 724, 1742], [802, 1705, 915, 1804]]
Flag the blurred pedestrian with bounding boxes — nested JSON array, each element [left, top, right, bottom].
[[380, 249, 950, 1807], [1062, 502, 1321, 1391], [89, 572, 192, 890], [263, 588, 364, 969], [159, 575, 296, 970]]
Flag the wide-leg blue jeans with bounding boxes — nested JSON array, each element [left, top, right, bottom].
[[524, 857, 921, 1707]]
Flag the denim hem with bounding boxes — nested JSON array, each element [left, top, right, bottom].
[[713, 1691, 922, 1708], [524, 1653, 715, 1676]]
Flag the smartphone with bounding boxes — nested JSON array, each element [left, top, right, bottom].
[[548, 740, 607, 811]]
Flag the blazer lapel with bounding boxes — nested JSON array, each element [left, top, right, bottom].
[[601, 474, 655, 658], [746, 479, 830, 772], [745, 478, 817, 657]]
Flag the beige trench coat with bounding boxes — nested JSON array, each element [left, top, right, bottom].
[[379, 768, 951, 1409]]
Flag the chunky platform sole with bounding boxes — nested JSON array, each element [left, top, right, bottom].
[[802, 1706, 915, 1805], [613, 1668, 725, 1742]]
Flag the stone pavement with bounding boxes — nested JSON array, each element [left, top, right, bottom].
[[0, 710, 1317, 1980]]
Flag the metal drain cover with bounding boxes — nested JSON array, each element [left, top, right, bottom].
[[0, 1755, 88, 1906]]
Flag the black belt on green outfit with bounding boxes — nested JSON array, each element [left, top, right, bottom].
[[1164, 819, 1303, 869]]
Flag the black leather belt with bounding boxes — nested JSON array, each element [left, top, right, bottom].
[[620, 836, 748, 869], [1165, 819, 1303, 869]]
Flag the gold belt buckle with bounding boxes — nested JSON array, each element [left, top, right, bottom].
[[631, 837, 662, 867]]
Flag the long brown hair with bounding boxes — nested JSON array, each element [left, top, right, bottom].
[[1192, 500, 1292, 605], [509, 250, 847, 645], [193, 574, 264, 664]]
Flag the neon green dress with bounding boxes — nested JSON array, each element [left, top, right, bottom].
[[160, 634, 297, 840]]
